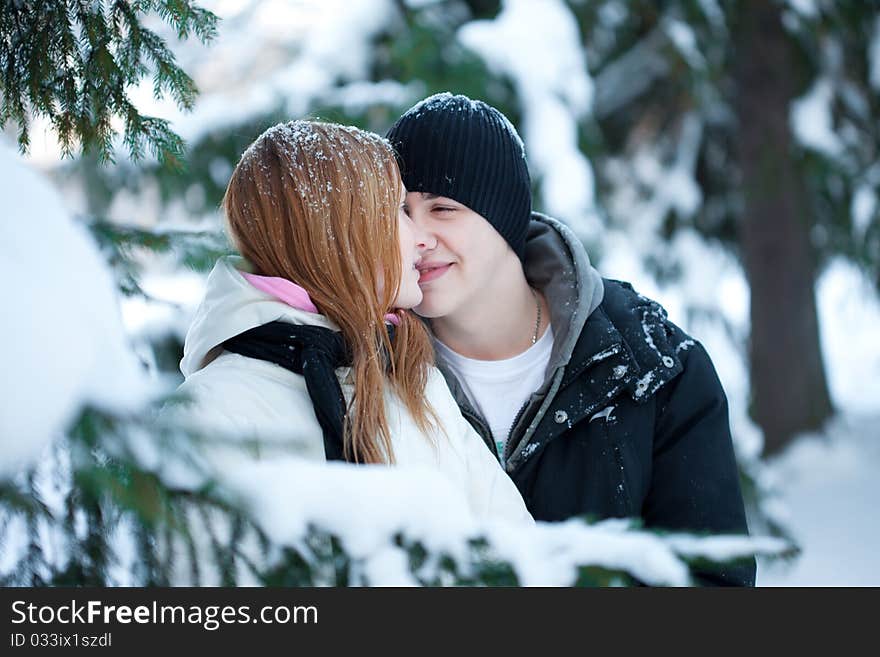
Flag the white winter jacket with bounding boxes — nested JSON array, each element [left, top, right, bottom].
[[172, 256, 532, 524]]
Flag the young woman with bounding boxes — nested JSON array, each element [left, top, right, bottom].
[[172, 120, 531, 524]]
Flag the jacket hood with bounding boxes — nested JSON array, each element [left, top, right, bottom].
[[180, 256, 338, 378], [523, 212, 605, 374]]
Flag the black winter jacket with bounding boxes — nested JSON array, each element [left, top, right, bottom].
[[438, 215, 755, 587]]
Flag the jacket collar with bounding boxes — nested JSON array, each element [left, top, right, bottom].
[[180, 256, 339, 377], [522, 212, 605, 376]]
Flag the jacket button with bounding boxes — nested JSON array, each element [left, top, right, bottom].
[[636, 381, 648, 393], [662, 356, 675, 368], [554, 410, 568, 424], [612, 365, 628, 379]]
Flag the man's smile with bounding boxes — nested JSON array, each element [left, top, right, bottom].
[[417, 261, 453, 284]]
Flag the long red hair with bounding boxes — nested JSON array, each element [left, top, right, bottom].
[[223, 121, 438, 464]]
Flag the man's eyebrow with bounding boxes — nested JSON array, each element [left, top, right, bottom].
[[420, 192, 440, 200]]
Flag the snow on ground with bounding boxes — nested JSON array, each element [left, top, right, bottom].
[[757, 414, 880, 586], [757, 260, 880, 586]]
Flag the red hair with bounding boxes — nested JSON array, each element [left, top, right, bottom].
[[223, 121, 438, 463]]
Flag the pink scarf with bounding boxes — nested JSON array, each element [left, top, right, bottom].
[[242, 272, 401, 326]]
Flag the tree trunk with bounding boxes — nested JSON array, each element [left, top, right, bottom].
[[732, 0, 834, 456]]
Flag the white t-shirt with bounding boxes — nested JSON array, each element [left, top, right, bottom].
[[434, 325, 554, 465]]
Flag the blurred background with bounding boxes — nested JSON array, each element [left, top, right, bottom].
[[7, 0, 880, 585]]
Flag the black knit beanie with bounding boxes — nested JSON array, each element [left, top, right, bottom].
[[386, 93, 532, 261]]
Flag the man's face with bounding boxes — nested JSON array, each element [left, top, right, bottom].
[[404, 192, 512, 318]]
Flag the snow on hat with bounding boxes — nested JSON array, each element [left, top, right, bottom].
[[386, 93, 532, 261]]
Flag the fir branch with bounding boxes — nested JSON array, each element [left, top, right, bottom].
[[86, 215, 233, 277], [0, 402, 794, 587], [0, 0, 218, 165]]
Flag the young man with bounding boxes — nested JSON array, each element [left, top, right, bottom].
[[387, 93, 755, 586]]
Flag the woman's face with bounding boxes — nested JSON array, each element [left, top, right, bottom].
[[392, 185, 434, 309]]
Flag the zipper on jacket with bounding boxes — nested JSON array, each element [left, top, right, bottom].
[[503, 398, 533, 464], [504, 366, 568, 473]]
